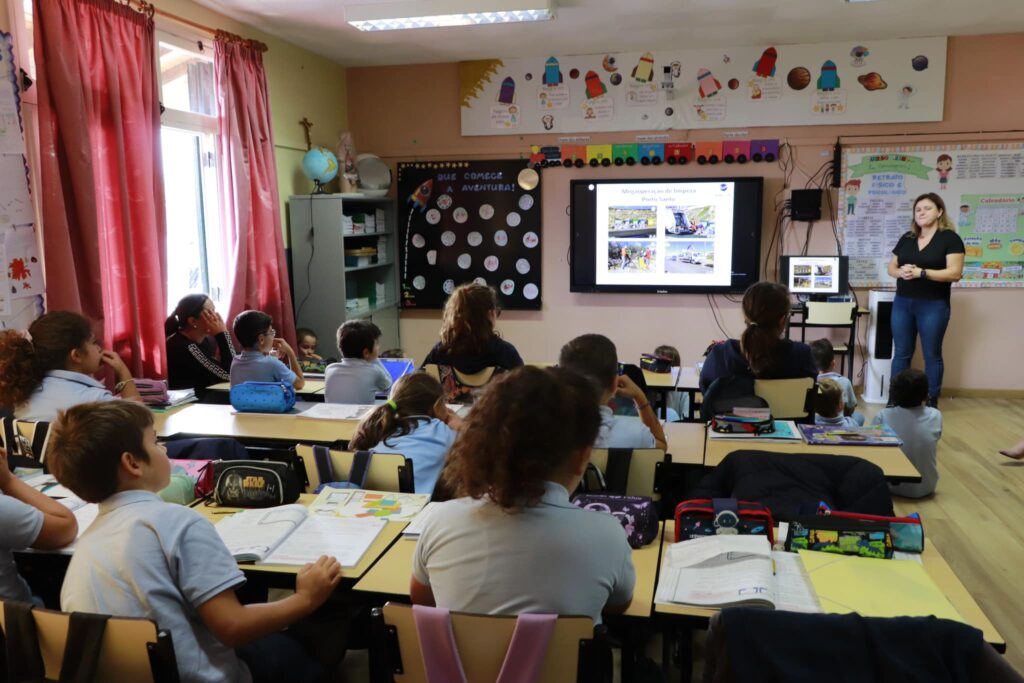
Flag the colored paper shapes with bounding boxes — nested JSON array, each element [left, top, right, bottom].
[[497, 76, 516, 104], [696, 68, 722, 98], [612, 143, 639, 165], [610, 73, 622, 86], [586, 144, 613, 166], [850, 45, 869, 67], [753, 47, 778, 78], [543, 56, 563, 86], [569, 68, 580, 79], [723, 140, 751, 164], [458, 59, 504, 107], [584, 70, 608, 99], [912, 55, 929, 71], [694, 141, 723, 165], [665, 142, 693, 165], [602, 54, 618, 72], [561, 143, 587, 167], [728, 78, 740, 90], [787, 66, 811, 91], [637, 143, 664, 165], [857, 72, 887, 91], [817, 60, 840, 91], [750, 139, 779, 162], [632, 52, 655, 83], [407, 179, 433, 212]]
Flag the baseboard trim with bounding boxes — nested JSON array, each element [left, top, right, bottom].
[[942, 388, 1024, 399]]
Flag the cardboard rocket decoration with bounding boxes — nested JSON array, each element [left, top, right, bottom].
[[498, 76, 516, 104], [696, 68, 722, 98], [631, 52, 655, 83], [407, 179, 433, 212], [817, 60, 840, 91], [753, 47, 778, 78], [543, 57, 563, 86], [584, 70, 607, 99]]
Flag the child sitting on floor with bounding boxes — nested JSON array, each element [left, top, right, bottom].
[[872, 368, 942, 498], [810, 338, 864, 426], [815, 378, 860, 428]]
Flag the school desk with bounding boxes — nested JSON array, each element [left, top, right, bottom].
[[205, 381, 327, 402], [156, 402, 358, 445], [193, 494, 406, 584], [353, 521, 666, 619], [703, 427, 921, 483], [643, 367, 702, 421]]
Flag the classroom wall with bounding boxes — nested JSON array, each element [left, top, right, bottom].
[[346, 34, 1024, 393]]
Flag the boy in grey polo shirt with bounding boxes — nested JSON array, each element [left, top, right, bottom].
[[50, 401, 340, 683], [324, 320, 392, 404]]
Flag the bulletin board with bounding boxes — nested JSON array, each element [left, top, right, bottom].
[[0, 33, 44, 328], [398, 160, 542, 309], [841, 143, 1024, 288], [460, 37, 946, 135]]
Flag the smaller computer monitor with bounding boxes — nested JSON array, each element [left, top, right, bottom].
[[779, 255, 849, 297]]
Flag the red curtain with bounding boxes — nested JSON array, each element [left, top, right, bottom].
[[215, 36, 296, 348], [33, 0, 167, 377]]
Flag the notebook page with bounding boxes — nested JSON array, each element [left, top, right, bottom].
[[215, 505, 308, 562], [263, 517, 387, 567], [771, 551, 822, 613], [655, 555, 776, 608]]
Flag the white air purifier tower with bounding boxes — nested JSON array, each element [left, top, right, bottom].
[[863, 289, 896, 404]]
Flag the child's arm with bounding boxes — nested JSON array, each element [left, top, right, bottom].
[[435, 403, 464, 430], [375, 362, 393, 391], [273, 339, 305, 390], [0, 449, 77, 548], [616, 375, 667, 450], [99, 351, 142, 401], [196, 555, 340, 648], [410, 577, 436, 607]]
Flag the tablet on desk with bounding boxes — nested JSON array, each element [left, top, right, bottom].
[[380, 358, 415, 385]]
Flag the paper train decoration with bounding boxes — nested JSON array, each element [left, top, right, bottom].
[[528, 139, 779, 169]]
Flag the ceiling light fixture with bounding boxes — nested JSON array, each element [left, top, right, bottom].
[[346, 0, 555, 31]]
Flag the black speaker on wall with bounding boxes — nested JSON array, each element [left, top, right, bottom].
[[790, 189, 823, 221], [875, 300, 894, 360]]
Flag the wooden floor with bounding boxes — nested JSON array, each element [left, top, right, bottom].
[[864, 397, 1024, 671]]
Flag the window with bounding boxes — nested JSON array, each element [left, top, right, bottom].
[[156, 28, 228, 313]]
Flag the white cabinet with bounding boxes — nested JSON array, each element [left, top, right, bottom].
[[288, 195, 400, 356]]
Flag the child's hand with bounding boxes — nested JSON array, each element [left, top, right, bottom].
[[273, 338, 295, 359], [200, 309, 227, 335], [296, 556, 342, 608], [305, 352, 323, 361], [99, 350, 132, 381], [615, 374, 645, 403]]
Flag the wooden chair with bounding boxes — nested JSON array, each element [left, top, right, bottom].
[[369, 603, 607, 683], [801, 301, 857, 375], [588, 448, 667, 503], [753, 377, 817, 422], [0, 601, 179, 683], [0, 417, 52, 468], [295, 444, 414, 493]]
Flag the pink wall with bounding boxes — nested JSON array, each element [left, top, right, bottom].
[[346, 34, 1024, 392]]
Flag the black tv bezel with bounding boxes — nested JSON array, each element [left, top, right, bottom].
[[569, 177, 764, 295], [779, 254, 851, 297]]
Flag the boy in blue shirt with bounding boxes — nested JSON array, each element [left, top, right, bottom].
[[324, 320, 392, 404], [229, 310, 305, 389], [809, 338, 864, 425], [50, 401, 341, 683]]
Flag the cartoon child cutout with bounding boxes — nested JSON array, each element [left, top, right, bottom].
[[541, 114, 554, 130], [959, 204, 971, 228], [845, 179, 861, 215], [898, 85, 914, 109], [936, 154, 953, 189]]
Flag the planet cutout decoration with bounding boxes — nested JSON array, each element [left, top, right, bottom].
[[425, 209, 441, 225], [500, 279, 515, 295], [524, 73, 532, 81], [479, 204, 494, 219], [442, 279, 455, 295], [457, 253, 472, 269], [787, 67, 811, 90], [602, 55, 617, 72], [411, 234, 425, 248], [412, 276, 426, 290], [523, 283, 539, 300], [570, 68, 580, 79], [494, 230, 509, 246], [912, 55, 929, 71], [857, 72, 887, 91], [467, 231, 483, 246], [728, 78, 740, 90], [610, 73, 622, 86]]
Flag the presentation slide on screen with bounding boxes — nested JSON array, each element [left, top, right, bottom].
[[594, 182, 735, 287], [787, 257, 839, 294]]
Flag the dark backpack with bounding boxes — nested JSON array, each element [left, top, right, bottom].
[[700, 374, 769, 421]]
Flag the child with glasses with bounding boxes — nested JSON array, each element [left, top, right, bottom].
[[228, 310, 305, 389]]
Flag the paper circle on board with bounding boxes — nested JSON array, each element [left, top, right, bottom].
[[443, 279, 455, 295], [522, 231, 539, 248], [437, 194, 453, 210], [458, 253, 472, 269], [518, 194, 534, 211], [494, 230, 509, 246], [473, 277, 487, 286], [426, 209, 441, 225], [426, 249, 437, 265], [506, 212, 521, 228], [479, 204, 495, 220], [523, 283, 539, 300], [516, 258, 530, 274], [411, 234, 426, 248], [484, 255, 500, 271], [453, 207, 468, 223], [412, 275, 426, 290], [467, 231, 483, 247], [500, 279, 515, 295], [517, 168, 540, 191], [441, 231, 457, 247]]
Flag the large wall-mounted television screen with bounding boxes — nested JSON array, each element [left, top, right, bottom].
[[570, 177, 763, 294]]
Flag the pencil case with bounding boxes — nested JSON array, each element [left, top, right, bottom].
[[675, 498, 775, 545], [785, 515, 893, 559], [816, 503, 924, 553], [710, 414, 774, 435], [571, 494, 659, 548], [212, 460, 302, 508], [230, 381, 297, 413]]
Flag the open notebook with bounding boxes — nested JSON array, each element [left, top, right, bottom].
[[215, 504, 386, 567]]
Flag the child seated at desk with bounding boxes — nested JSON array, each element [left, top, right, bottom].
[[872, 369, 942, 499], [810, 338, 865, 425], [229, 310, 305, 390], [295, 327, 331, 373], [653, 343, 688, 421], [50, 401, 341, 683], [410, 366, 635, 624], [815, 378, 860, 428], [324, 320, 392, 404], [559, 334, 667, 450], [348, 373, 462, 494], [0, 447, 78, 604]]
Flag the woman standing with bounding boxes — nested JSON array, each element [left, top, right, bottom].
[[165, 294, 237, 391], [887, 193, 965, 407]]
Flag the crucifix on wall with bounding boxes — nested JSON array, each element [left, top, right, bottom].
[[299, 117, 313, 151]]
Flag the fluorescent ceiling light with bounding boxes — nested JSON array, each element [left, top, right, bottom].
[[347, 0, 555, 31]]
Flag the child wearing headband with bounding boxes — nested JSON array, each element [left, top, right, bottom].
[[348, 373, 462, 494]]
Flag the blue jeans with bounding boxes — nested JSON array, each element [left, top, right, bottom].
[[890, 295, 951, 398], [238, 632, 323, 683]]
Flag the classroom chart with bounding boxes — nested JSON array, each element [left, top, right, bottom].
[[397, 159, 542, 309], [841, 143, 1024, 288], [459, 37, 946, 135]]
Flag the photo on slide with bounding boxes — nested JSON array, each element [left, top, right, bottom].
[[608, 240, 658, 273], [664, 205, 716, 238], [793, 264, 812, 277], [814, 276, 833, 288], [665, 241, 715, 274], [793, 275, 813, 290], [608, 206, 657, 238], [815, 264, 833, 276]]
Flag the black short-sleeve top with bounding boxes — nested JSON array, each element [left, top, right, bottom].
[[891, 229, 965, 300]]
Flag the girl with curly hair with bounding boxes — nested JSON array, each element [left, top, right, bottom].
[[421, 283, 523, 374]]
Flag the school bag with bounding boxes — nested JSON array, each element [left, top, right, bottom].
[[311, 444, 373, 492], [699, 375, 769, 422]]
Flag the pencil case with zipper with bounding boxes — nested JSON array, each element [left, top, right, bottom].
[[816, 503, 924, 553]]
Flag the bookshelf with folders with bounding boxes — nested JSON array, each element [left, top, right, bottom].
[[288, 195, 400, 354]]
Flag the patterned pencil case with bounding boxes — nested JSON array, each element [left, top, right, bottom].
[[816, 505, 925, 553], [785, 515, 893, 559]]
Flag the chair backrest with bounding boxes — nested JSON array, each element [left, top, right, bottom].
[[295, 444, 413, 493], [0, 601, 178, 683], [805, 301, 856, 326], [373, 603, 598, 683], [422, 364, 497, 387], [754, 377, 817, 421], [0, 417, 53, 465], [588, 448, 666, 501]]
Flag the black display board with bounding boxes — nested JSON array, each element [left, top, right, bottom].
[[398, 160, 542, 310]]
